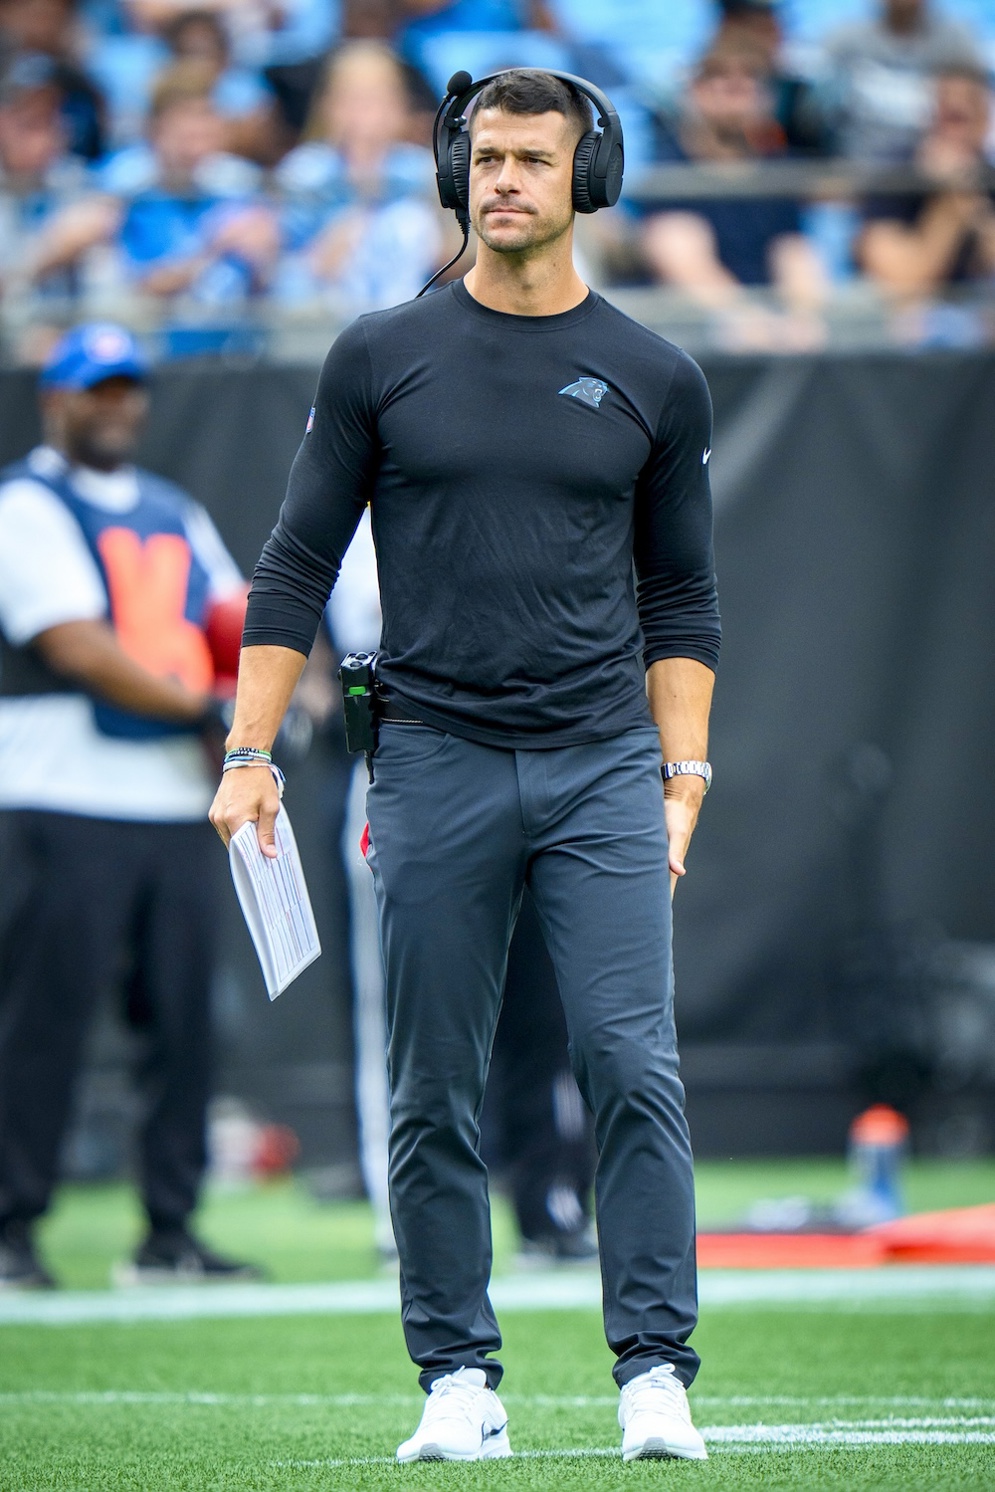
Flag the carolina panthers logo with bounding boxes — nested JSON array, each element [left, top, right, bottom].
[[559, 377, 609, 410]]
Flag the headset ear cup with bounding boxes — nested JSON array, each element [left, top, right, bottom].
[[437, 128, 470, 212], [572, 130, 598, 213], [603, 141, 624, 207], [450, 131, 471, 210]]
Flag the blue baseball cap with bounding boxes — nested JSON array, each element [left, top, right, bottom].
[[40, 324, 148, 391]]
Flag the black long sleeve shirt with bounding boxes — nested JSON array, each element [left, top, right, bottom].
[[244, 279, 720, 748]]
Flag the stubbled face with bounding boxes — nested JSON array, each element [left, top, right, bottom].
[[468, 107, 579, 257], [47, 377, 149, 471]]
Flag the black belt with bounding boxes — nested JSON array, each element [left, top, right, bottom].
[[380, 700, 430, 725]]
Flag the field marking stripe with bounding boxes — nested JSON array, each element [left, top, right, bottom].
[[2, 1265, 995, 1326], [3, 1391, 995, 1414], [704, 1427, 995, 1445], [697, 1395, 995, 1409], [4, 1392, 993, 1452], [275, 1426, 995, 1469], [3, 1390, 990, 1426]]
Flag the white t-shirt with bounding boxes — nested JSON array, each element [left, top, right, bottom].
[[0, 446, 242, 821]]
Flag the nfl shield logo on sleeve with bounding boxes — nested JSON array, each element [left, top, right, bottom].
[[306, 406, 315, 434]]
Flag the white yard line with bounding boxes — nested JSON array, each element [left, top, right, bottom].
[[1, 1266, 994, 1326], [0, 1391, 424, 1407], [2, 1392, 994, 1419], [273, 1420, 995, 1469], [5, 1392, 995, 1452], [703, 1424, 995, 1446]]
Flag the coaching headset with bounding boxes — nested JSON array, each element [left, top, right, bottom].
[[417, 67, 624, 296]]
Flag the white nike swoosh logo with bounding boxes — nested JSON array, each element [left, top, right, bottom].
[[702, 447, 711, 465]]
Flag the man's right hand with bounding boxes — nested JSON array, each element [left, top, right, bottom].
[[207, 643, 311, 855], [209, 764, 282, 858]]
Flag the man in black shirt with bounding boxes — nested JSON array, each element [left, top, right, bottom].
[[211, 69, 719, 1464]]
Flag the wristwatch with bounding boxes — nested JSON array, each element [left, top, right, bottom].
[[662, 759, 712, 794]]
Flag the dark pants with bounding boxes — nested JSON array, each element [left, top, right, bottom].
[[365, 725, 699, 1393], [0, 810, 218, 1233], [490, 890, 595, 1244]]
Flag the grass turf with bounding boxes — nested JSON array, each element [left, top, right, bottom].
[[3, 1161, 994, 1490], [2, 1308, 994, 1490]]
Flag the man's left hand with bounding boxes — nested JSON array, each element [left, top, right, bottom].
[[664, 783, 705, 900]]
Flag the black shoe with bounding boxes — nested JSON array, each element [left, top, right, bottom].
[[0, 1220, 57, 1290], [112, 1229, 266, 1287]]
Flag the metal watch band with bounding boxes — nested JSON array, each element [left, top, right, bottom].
[[661, 759, 712, 794]]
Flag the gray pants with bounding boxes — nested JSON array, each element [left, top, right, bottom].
[[365, 724, 698, 1393]]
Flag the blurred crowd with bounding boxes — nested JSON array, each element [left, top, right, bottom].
[[1, 0, 995, 355]]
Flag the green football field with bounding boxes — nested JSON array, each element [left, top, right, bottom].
[[2, 1160, 994, 1491]]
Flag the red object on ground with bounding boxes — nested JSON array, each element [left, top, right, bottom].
[[204, 582, 250, 692], [696, 1205, 995, 1269], [849, 1103, 910, 1146], [697, 1233, 887, 1269], [869, 1204, 995, 1264]]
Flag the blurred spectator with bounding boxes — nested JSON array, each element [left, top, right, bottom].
[[636, 39, 827, 345], [37, 60, 279, 303], [716, 0, 831, 155], [825, 0, 983, 161], [85, 0, 333, 149], [105, 61, 279, 300], [0, 50, 80, 191], [274, 41, 446, 312], [0, 52, 88, 300], [859, 64, 995, 297], [160, 9, 282, 163], [0, 0, 107, 159], [123, 0, 336, 71], [262, 0, 418, 144]]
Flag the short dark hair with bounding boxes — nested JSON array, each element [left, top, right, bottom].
[[470, 69, 593, 142]]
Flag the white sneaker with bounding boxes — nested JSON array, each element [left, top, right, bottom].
[[396, 1367, 512, 1462], [618, 1364, 708, 1462]]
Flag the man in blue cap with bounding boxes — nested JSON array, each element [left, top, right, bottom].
[[0, 323, 259, 1288]]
